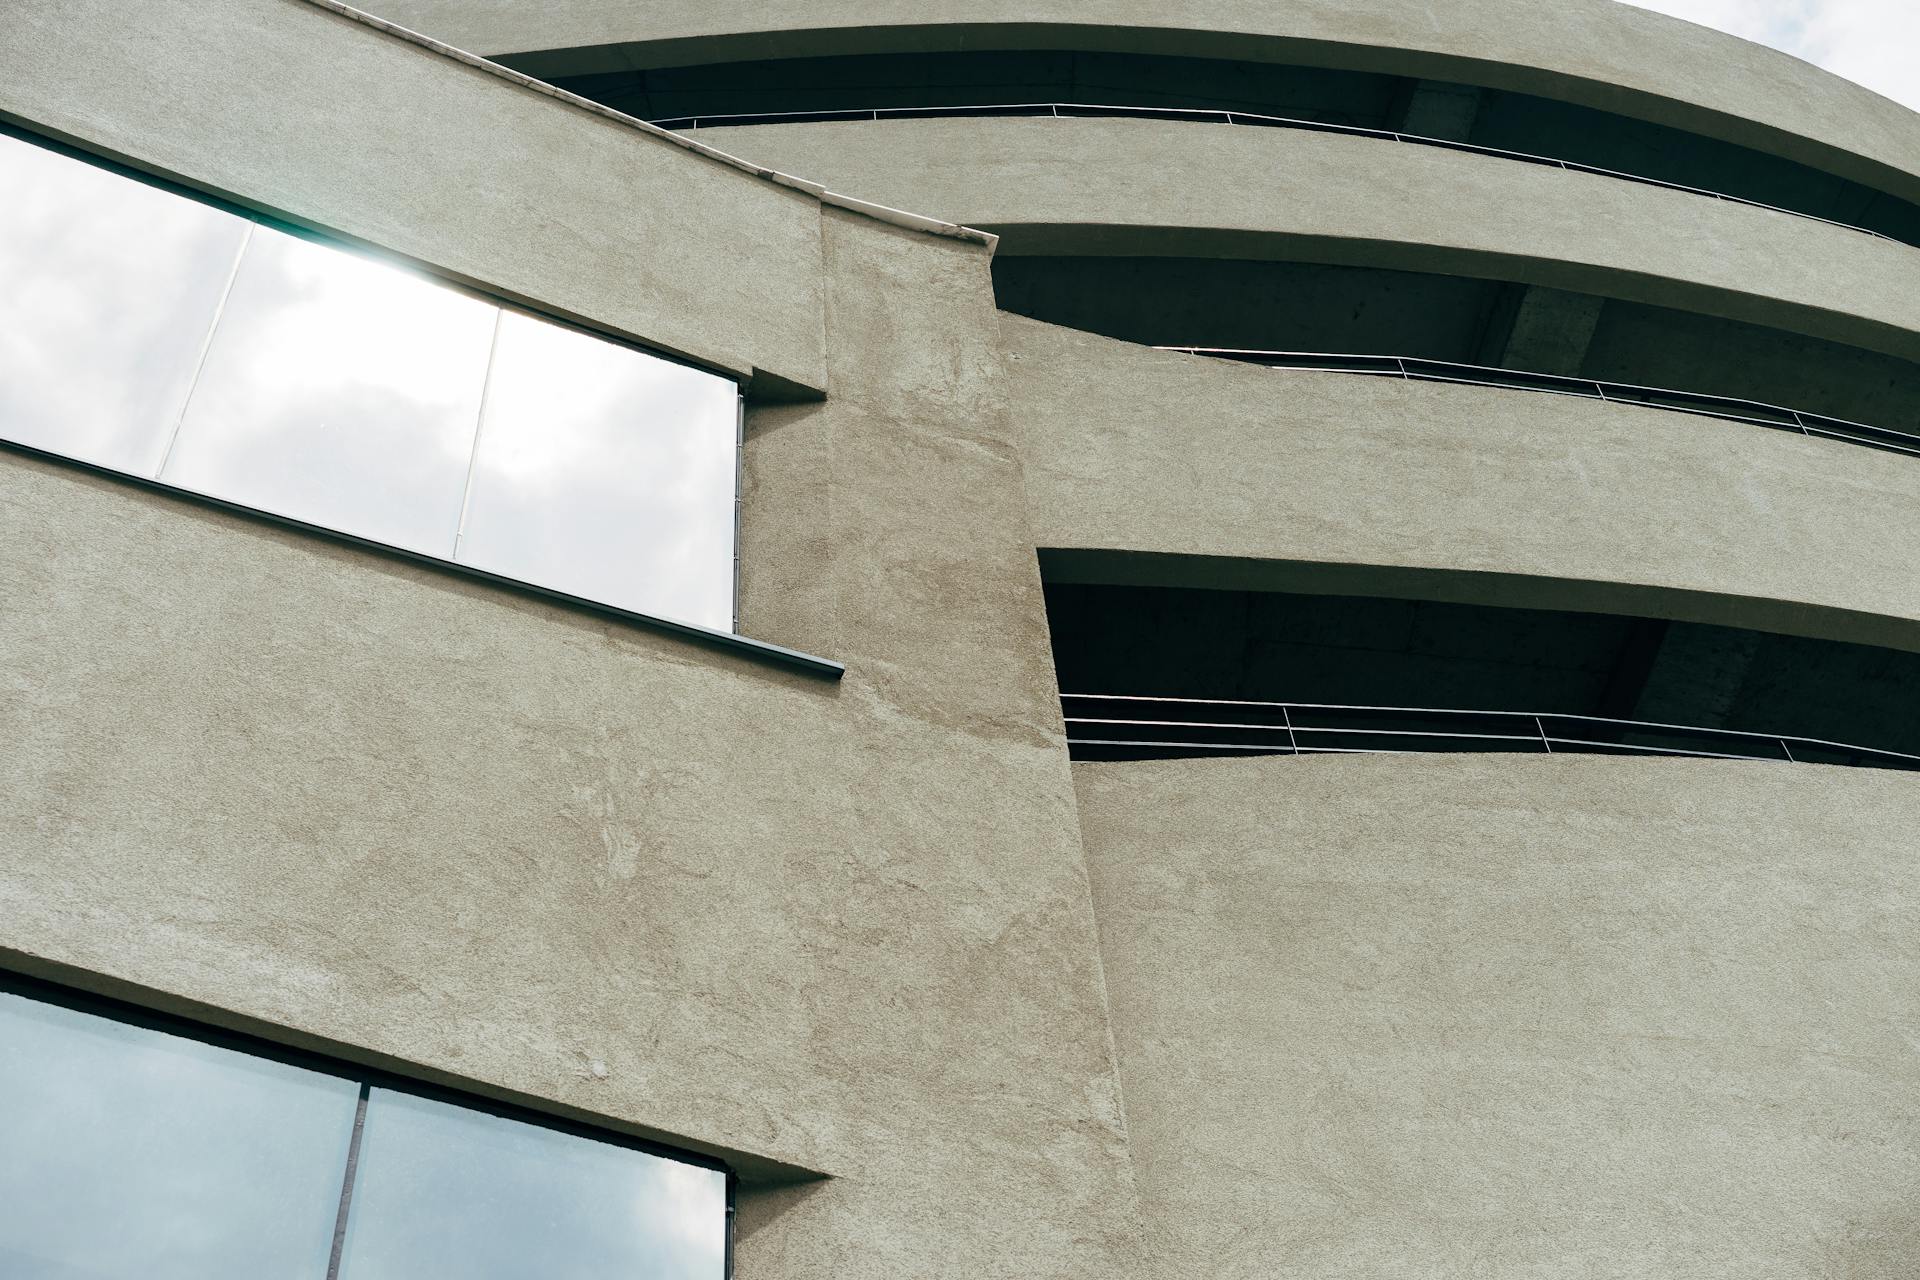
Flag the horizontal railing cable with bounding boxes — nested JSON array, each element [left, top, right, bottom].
[[1061, 693, 1920, 771], [652, 102, 1897, 244], [1149, 349, 1920, 459]]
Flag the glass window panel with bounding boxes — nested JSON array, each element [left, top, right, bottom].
[[0, 131, 249, 475], [337, 1088, 727, 1280], [161, 226, 497, 557], [456, 311, 738, 630], [0, 989, 359, 1280]]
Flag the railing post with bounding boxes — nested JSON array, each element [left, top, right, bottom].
[[1394, 357, 1409, 380], [1790, 410, 1811, 437], [1535, 717, 1554, 753], [1282, 705, 1300, 755], [1780, 739, 1797, 763]]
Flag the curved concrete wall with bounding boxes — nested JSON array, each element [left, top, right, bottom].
[[697, 117, 1920, 365], [1077, 753, 1920, 1277], [369, 0, 1920, 209], [1008, 316, 1920, 653]]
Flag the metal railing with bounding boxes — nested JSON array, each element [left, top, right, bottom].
[[1063, 694, 1920, 771], [651, 101, 1897, 245], [1151, 349, 1920, 459]]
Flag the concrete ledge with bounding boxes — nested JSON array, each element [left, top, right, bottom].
[[1009, 316, 1920, 653], [697, 117, 1920, 364], [363, 0, 1920, 211], [1078, 752, 1920, 1277]]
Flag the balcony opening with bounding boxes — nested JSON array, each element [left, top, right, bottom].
[[1045, 581, 1920, 768], [541, 49, 1920, 246], [992, 257, 1920, 447]]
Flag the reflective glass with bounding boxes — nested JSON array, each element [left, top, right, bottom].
[[162, 226, 497, 556], [0, 131, 249, 474], [4, 126, 742, 631], [337, 1088, 727, 1280], [0, 989, 359, 1280], [457, 310, 738, 630]]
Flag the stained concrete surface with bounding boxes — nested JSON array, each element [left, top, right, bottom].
[[0, 0, 829, 393], [691, 116, 1920, 367], [361, 0, 1920, 213], [0, 4, 1144, 1277], [1005, 316, 1920, 654], [1077, 754, 1920, 1278]]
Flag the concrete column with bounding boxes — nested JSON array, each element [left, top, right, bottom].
[[1391, 78, 1482, 141], [1477, 284, 1606, 375], [1622, 622, 1764, 727]]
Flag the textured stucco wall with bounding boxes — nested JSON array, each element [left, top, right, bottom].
[[0, 230, 1139, 1280], [1007, 315, 1920, 653], [0, 0, 829, 393], [362, 0, 1920, 209], [0, 4, 1144, 1277], [1076, 754, 1920, 1278], [693, 117, 1920, 365]]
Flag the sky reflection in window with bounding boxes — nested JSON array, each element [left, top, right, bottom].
[[0, 129, 740, 628], [0, 990, 358, 1280], [338, 1089, 728, 1280]]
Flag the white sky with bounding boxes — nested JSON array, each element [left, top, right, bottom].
[[1618, 0, 1920, 111]]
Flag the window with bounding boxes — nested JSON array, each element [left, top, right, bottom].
[[0, 127, 740, 632], [0, 978, 729, 1279]]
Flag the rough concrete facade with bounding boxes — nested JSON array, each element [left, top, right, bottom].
[[364, 0, 1920, 210], [1077, 755, 1920, 1278], [693, 116, 1920, 366], [1005, 317, 1920, 653], [4, 0, 1920, 1276]]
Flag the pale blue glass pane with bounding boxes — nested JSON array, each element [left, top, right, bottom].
[[0, 989, 359, 1280], [162, 226, 496, 557], [456, 310, 738, 630], [338, 1089, 726, 1280], [0, 131, 248, 475]]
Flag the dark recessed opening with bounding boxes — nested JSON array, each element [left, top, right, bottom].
[[1046, 581, 1920, 767], [541, 49, 1920, 245], [992, 256, 1920, 436]]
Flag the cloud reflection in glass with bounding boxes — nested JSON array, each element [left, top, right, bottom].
[[337, 1089, 727, 1280], [161, 226, 498, 557], [0, 129, 740, 631], [0, 132, 249, 475], [0, 990, 358, 1280], [457, 311, 738, 630]]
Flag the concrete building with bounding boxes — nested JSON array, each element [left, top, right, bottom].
[[3, 1, 1920, 1275]]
